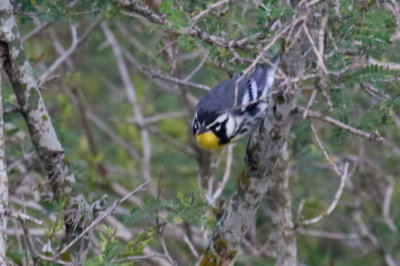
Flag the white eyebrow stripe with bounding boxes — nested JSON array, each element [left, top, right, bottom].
[[216, 113, 228, 122], [206, 113, 228, 129]]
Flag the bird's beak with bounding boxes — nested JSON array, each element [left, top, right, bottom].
[[196, 127, 220, 150]]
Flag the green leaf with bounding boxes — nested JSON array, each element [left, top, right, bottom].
[[123, 228, 155, 257]]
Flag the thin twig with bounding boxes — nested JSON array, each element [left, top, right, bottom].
[[301, 163, 349, 226], [3, 105, 20, 115], [21, 22, 50, 43], [144, 68, 211, 91], [310, 122, 341, 175], [123, 111, 186, 125], [18, 220, 71, 265], [189, 0, 232, 26], [183, 234, 199, 258], [54, 181, 149, 259], [102, 22, 154, 194], [2, 208, 43, 225], [184, 54, 208, 82], [297, 106, 387, 144], [302, 23, 327, 74], [211, 144, 234, 203], [113, 252, 170, 263], [38, 18, 101, 85], [233, 15, 305, 106], [302, 89, 317, 119], [160, 235, 177, 265], [298, 229, 359, 241], [85, 111, 141, 160]]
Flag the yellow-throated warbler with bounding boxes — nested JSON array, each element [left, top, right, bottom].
[[192, 56, 280, 150]]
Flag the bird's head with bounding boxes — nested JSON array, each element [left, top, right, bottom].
[[192, 112, 235, 150]]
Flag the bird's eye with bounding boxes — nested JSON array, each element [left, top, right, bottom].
[[215, 123, 221, 131]]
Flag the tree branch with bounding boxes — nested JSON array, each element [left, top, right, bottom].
[[0, 0, 94, 254], [54, 181, 149, 259], [297, 106, 387, 144], [200, 4, 311, 264], [0, 49, 8, 266]]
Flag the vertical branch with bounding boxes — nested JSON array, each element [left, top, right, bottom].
[[0, 0, 74, 201], [266, 144, 296, 266], [0, 0, 93, 250], [200, 4, 311, 265], [101, 22, 155, 195], [0, 49, 8, 265]]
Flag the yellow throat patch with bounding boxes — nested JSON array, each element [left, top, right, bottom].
[[196, 131, 221, 150]]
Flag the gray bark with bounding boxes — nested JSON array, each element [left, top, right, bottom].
[[266, 147, 297, 266], [0, 46, 8, 266], [0, 0, 93, 242]]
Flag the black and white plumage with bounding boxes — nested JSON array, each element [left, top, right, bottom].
[[193, 57, 280, 150]]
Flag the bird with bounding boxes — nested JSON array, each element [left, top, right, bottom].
[[192, 57, 280, 150]]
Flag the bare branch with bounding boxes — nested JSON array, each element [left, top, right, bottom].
[[382, 178, 397, 232], [18, 219, 71, 265], [38, 19, 101, 85], [301, 163, 349, 226], [298, 229, 359, 241], [144, 68, 211, 91], [2, 208, 43, 226], [0, 51, 8, 265], [189, 0, 232, 26], [54, 181, 149, 259], [302, 23, 327, 74], [21, 21, 50, 43], [367, 56, 400, 71], [297, 106, 387, 144], [3, 105, 20, 115], [310, 122, 341, 175], [302, 89, 317, 119], [101, 22, 155, 194], [85, 111, 141, 160], [108, 0, 257, 50], [123, 112, 186, 125], [211, 144, 234, 203]]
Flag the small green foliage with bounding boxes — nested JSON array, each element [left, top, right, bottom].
[[6, 249, 26, 265], [57, 94, 75, 123], [123, 228, 155, 257], [355, 10, 395, 50], [160, 118, 187, 141], [258, 0, 292, 26], [125, 190, 207, 226], [358, 102, 394, 131], [115, 122, 141, 148], [104, 5, 122, 19], [160, 0, 188, 28], [46, 197, 68, 241], [177, 35, 196, 51]]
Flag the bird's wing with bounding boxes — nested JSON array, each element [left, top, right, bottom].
[[197, 57, 279, 120]]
